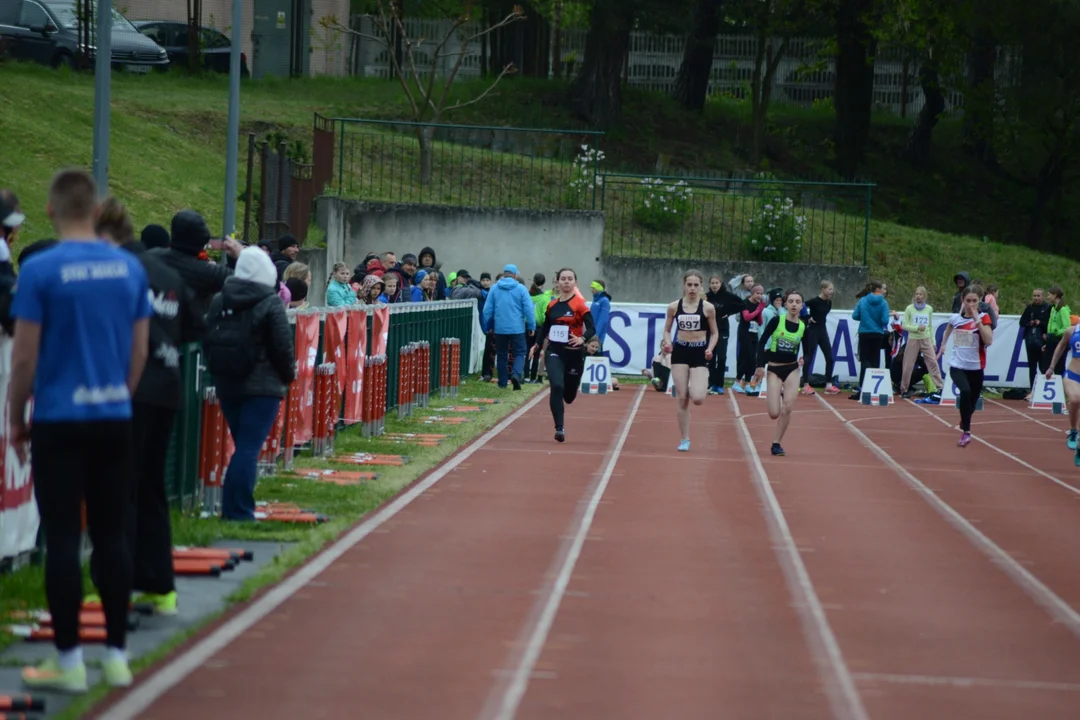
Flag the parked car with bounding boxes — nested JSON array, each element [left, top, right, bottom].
[[131, 21, 249, 76], [0, 0, 169, 72]]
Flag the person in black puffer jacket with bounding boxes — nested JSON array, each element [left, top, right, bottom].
[[148, 210, 242, 319], [206, 247, 296, 521], [92, 197, 205, 615]]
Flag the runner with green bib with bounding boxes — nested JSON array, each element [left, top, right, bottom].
[[753, 290, 807, 456]]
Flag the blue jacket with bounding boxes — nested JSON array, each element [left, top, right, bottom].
[[852, 292, 890, 334], [591, 291, 611, 345], [481, 276, 536, 335]]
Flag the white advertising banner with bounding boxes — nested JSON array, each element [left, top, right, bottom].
[[601, 302, 1034, 388], [0, 335, 39, 561]]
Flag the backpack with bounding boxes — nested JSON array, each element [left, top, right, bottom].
[[203, 297, 260, 377]]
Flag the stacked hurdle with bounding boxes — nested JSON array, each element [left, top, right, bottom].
[[198, 387, 233, 517], [282, 382, 301, 470], [416, 341, 431, 408], [398, 344, 415, 420], [363, 355, 387, 437], [440, 339, 451, 398], [312, 362, 338, 457], [397, 342, 433, 419], [257, 399, 287, 476], [447, 338, 461, 397]]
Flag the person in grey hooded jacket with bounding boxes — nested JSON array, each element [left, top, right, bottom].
[[206, 247, 296, 521]]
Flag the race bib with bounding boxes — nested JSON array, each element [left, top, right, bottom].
[[954, 330, 976, 347], [749, 322, 759, 332], [914, 315, 929, 327], [548, 325, 569, 343]]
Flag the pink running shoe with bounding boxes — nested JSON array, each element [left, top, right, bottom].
[[800, 385, 816, 395], [824, 384, 841, 395], [958, 432, 972, 447]]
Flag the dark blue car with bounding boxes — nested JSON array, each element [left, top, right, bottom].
[[131, 21, 249, 76]]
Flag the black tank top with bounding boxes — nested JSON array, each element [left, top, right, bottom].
[[676, 298, 708, 336]]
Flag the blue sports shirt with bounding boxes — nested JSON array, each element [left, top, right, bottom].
[[12, 240, 153, 422]]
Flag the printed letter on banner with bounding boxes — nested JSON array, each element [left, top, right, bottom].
[[370, 306, 390, 357], [344, 308, 368, 425], [0, 336, 39, 560], [293, 313, 320, 445], [324, 309, 348, 394]]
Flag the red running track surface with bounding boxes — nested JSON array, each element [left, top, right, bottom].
[[92, 386, 1080, 720]]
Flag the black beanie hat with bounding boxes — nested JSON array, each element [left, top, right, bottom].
[[278, 234, 299, 252], [169, 210, 211, 255], [140, 224, 170, 250]]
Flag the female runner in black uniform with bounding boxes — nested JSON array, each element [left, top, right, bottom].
[[661, 270, 719, 452], [753, 290, 806, 456], [530, 268, 594, 442]]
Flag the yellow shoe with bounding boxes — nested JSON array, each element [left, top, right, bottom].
[[23, 658, 88, 693], [133, 591, 178, 616], [102, 655, 133, 687]]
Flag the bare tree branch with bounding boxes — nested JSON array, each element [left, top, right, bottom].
[[443, 63, 518, 112]]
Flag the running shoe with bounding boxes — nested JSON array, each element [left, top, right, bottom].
[[23, 658, 87, 693], [134, 591, 178, 616], [1067, 429, 1078, 451], [102, 656, 133, 688], [732, 383, 746, 394], [554, 428, 565, 443], [958, 432, 972, 447], [511, 376, 522, 391], [800, 386, 815, 396], [771, 443, 785, 456], [715, 385, 725, 395], [677, 439, 690, 452], [824, 384, 841, 395], [1075, 446, 1080, 467], [848, 392, 860, 401]]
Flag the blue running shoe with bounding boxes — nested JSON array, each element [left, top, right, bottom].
[[677, 439, 691, 452], [1068, 429, 1078, 451], [771, 443, 785, 456]]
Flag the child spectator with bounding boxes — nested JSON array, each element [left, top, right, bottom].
[[326, 262, 357, 306]]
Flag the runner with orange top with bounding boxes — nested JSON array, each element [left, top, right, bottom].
[[530, 268, 594, 442]]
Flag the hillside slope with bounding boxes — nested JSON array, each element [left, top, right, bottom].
[[3, 63, 1078, 313]]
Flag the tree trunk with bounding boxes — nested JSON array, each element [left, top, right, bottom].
[[571, 0, 636, 127], [1026, 156, 1065, 249], [417, 125, 435, 186], [903, 54, 945, 166], [672, 0, 723, 111], [962, 28, 998, 168], [833, 0, 876, 178], [749, 36, 788, 165], [550, 0, 563, 78]]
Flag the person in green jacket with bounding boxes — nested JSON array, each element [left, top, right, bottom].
[[1044, 285, 1072, 376], [899, 286, 944, 398], [528, 273, 551, 382]]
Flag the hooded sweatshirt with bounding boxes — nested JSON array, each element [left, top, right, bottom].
[[951, 272, 971, 313], [417, 246, 447, 300], [206, 247, 296, 398], [481, 275, 536, 335], [852, 292, 891, 334], [707, 285, 743, 338], [149, 210, 230, 318], [591, 289, 612, 346]]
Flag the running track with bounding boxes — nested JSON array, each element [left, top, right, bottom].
[[93, 386, 1080, 719]]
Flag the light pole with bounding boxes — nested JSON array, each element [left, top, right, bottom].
[[222, 0, 243, 239], [91, 0, 112, 195]]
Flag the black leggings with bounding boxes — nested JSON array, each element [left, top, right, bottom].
[[736, 333, 757, 382], [546, 349, 584, 430], [801, 324, 834, 386], [857, 333, 885, 389], [949, 366, 984, 432], [32, 420, 133, 651], [1026, 342, 1043, 389], [709, 332, 729, 387]]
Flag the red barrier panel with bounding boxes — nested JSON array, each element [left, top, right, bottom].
[[343, 308, 368, 426], [293, 312, 320, 446]]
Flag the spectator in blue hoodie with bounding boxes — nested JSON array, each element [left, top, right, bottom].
[[481, 264, 536, 390], [850, 280, 891, 400], [590, 280, 611, 348]]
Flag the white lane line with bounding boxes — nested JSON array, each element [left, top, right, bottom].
[[903, 398, 1080, 497], [730, 392, 870, 720], [986, 397, 1070, 434], [817, 395, 1080, 640], [853, 672, 1080, 693], [104, 390, 551, 720], [479, 385, 645, 720]]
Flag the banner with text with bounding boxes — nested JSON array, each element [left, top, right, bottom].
[[0, 336, 39, 561], [602, 302, 1034, 388]]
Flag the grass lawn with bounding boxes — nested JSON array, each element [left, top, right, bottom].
[[3, 62, 1079, 313], [0, 376, 543, 717]]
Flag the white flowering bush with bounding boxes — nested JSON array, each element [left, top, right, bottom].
[[745, 175, 807, 262], [564, 145, 604, 209], [632, 177, 693, 232]]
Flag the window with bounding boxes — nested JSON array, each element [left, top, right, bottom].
[[138, 23, 164, 44], [0, 2, 20, 26], [200, 28, 230, 49], [18, 1, 50, 29]]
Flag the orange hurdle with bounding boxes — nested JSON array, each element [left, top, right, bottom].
[[440, 339, 451, 399], [0, 695, 45, 712], [199, 387, 228, 517], [258, 396, 287, 476], [8, 625, 108, 644], [375, 354, 387, 436]]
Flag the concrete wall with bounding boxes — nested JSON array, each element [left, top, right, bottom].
[[599, 256, 869, 309], [317, 199, 605, 284], [297, 246, 329, 306]]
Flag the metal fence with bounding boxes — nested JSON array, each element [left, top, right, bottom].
[[163, 301, 476, 510], [332, 117, 604, 210], [600, 173, 873, 267]]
